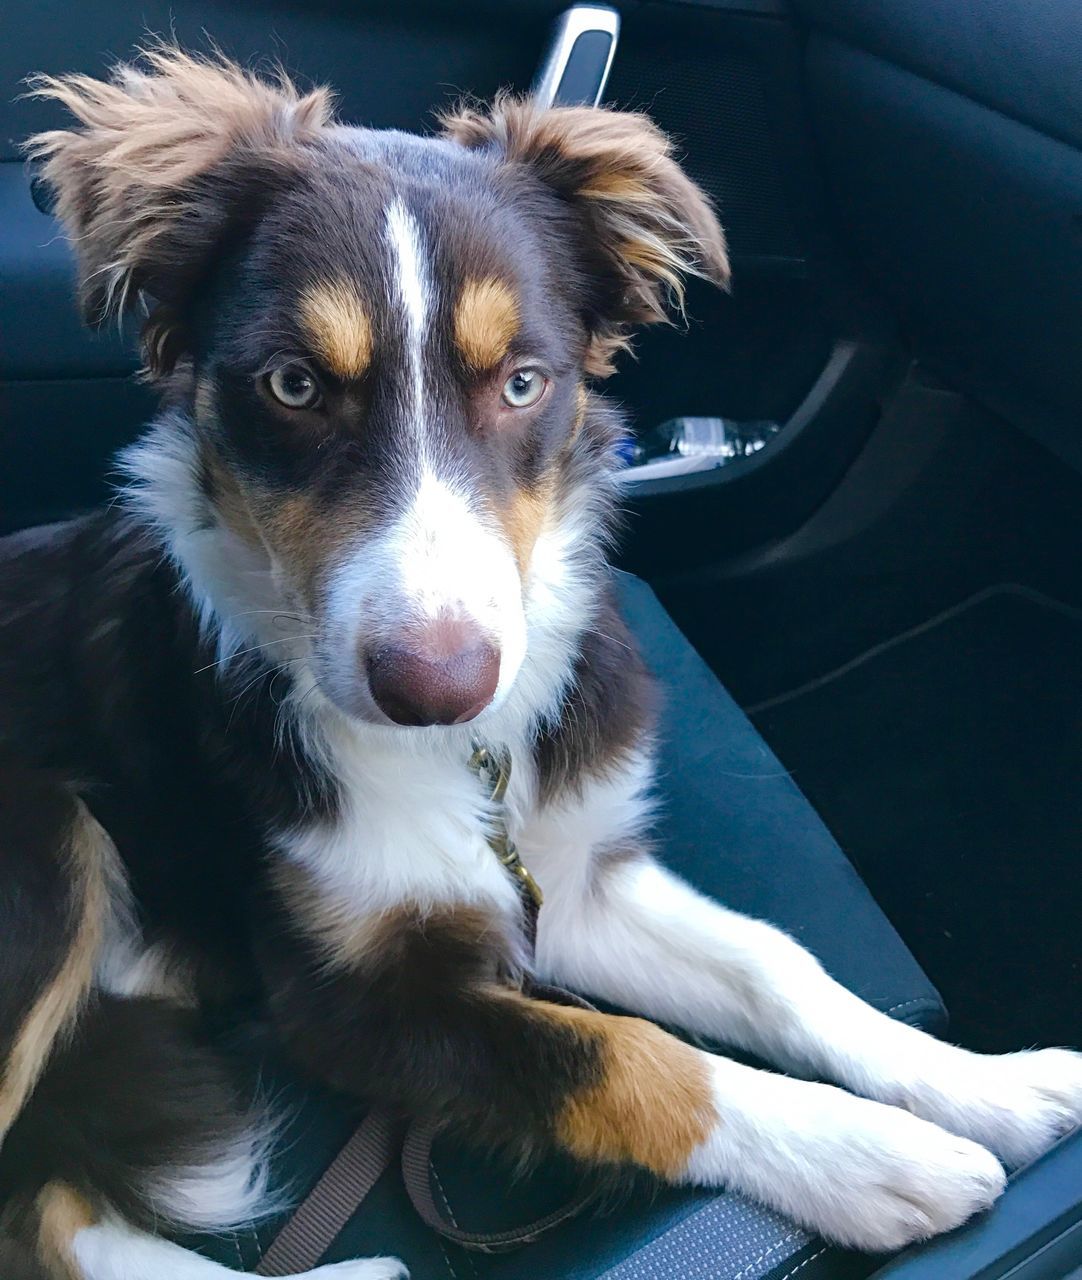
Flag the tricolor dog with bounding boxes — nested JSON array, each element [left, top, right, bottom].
[[1, 48, 1080, 1280]]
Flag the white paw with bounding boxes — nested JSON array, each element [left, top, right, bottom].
[[788, 1102, 1007, 1252], [312, 1258, 409, 1280], [685, 1066, 1006, 1252], [901, 1047, 1082, 1169]]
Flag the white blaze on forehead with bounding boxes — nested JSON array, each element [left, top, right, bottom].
[[395, 470, 518, 619], [384, 198, 432, 442]]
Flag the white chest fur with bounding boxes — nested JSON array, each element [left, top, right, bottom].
[[275, 715, 531, 926]]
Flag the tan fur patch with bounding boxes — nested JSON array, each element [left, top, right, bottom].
[[300, 279, 373, 380], [258, 491, 345, 607], [547, 1006, 717, 1177], [0, 800, 115, 1141], [193, 377, 382, 614], [585, 333, 632, 378], [497, 475, 556, 574], [195, 420, 266, 558], [578, 169, 654, 203], [455, 277, 519, 370], [36, 1182, 96, 1279], [574, 384, 589, 434]]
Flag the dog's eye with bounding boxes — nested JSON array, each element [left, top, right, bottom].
[[267, 365, 322, 410], [501, 369, 547, 409]]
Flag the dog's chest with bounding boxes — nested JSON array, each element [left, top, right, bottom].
[[274, 730, 536, 924]]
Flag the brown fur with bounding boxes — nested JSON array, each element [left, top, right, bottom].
[[0, 801, 115, 1142], [535, 588, 657, 803], [272, 861, 378, 969], [194, 375, 380, 610], [441, 95, 730, 376], [300, 278, 374, 380], [454, 277, 520, 370], [257, 494, 332, 607], [194, 379, 375, 610], [10, 52, 732, 1231], [194, 419, 268, 558], [34, 1183, 96, 1280], [27, 47, 333, 324], [273, 865, 508, 974]]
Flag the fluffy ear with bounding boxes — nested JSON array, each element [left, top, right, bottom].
[[27, 47, 332, 348], [441, 96, 730, 376]]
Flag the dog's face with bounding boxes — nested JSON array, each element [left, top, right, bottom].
[[32, 52, 728, 727], [193, 134, 594, 728]]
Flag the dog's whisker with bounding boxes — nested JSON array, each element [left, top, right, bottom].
[[193, 636, 317, 676], [580, 624, 634, 653], [225, 609, 314, 625]]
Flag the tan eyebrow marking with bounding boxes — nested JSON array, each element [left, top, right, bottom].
[[454, 277, 520, 370], [299, 278, 373, 379]]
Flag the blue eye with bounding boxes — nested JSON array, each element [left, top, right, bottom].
[[268, 364, 321, 409], [501, 369, 547, 409]]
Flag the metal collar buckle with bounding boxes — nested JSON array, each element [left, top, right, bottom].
[[468, 743, 544, 909]]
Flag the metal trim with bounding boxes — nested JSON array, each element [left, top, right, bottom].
[[532, 5, 621, 107]]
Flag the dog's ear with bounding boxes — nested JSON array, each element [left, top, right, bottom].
[[441, 96, 729, 376], [27, 47, 332, 365]]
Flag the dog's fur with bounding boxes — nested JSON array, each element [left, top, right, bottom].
[[2, 48, 1080, 1280]]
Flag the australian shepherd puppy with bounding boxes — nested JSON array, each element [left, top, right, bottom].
[[1, 48, 1080, 1280]]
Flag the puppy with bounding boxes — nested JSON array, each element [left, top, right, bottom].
[[1, 48, 1079, 1280]]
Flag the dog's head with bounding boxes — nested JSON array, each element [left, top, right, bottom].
[[31, 50, 728, 728]]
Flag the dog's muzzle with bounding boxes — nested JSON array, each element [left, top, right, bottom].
[[365, 615, 500, 726]]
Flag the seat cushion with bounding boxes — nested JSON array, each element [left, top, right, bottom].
[[616, 573, 946, 1037], [191, 573, 944, 1279]]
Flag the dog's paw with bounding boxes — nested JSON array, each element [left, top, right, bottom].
[[789, 1104, 1006, 1252], [904, 1047, 1082, 1169], [315, 1258, 409, 1280], [685, 1067, 1006, 1252]]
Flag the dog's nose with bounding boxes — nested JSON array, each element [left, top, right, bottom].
[[366, 618, 500, 726]]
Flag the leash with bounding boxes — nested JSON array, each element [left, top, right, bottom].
[[256, 745, 597, 1275]]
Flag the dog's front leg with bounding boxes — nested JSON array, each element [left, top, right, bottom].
[[532, 830, 1082, 1171], [261, 901, 1002, 1251]]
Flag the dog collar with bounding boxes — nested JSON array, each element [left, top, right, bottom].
[[467, 743, 544, 910]]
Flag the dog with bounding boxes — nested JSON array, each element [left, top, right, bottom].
[[1, 47, 1080, 1280]]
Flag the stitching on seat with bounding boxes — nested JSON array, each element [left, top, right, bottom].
[[437, 1240, 462, 1279], [430, 1161, 479, 1280], [880, 993, 942, 1024], [776, 1246, 828, 1280], [246, 1221, 268, 1268], [889, 996, 945, 1029], [886, 993, 927, 1013], [731, 1229, 803, 1280]]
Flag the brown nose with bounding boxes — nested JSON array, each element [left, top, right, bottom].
[[366, 618, 500, 727]]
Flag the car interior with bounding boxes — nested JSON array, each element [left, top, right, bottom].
[[2, 0, 1081, 1277]]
